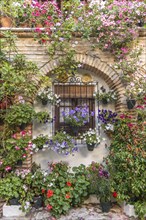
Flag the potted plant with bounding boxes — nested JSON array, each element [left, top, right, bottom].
[[0, 173, 23, 205], [4, 103, 36, 129], [62, 105, 94, 135], [97, 165, 111, 213], [80, 128, 101, 151], [94, 86, 117, 105], [98, 109, 118, 137], [49, 131, 78, 155], [32, 134, 49, 152], [37, 88, 61, 106], [35, 111, 51, 124]]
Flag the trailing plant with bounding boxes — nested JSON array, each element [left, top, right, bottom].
[[106, 113, 146, 219], [37, 88, 61, 106], [94, 86, 117, 104], [62, 105, 94, 128], [49, 131, 78, 155], [32, 134, 50, 152], [35, 111, 51, 124]]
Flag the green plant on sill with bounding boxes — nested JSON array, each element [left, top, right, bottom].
[[4, 103, 36, 127], [32, 134, 49, 152], [94, 86, 117, 104], [35, 111, 51, 124]]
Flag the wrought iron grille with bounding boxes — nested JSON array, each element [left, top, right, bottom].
[[53, 76, 100, 137]]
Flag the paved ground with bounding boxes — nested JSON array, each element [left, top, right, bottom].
[[1, 203, 138, 220]]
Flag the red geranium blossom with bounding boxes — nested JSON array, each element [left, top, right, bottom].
[[42, 188, 45, 194], [127, 123, 134, 128], [47, 204, 53, 210], [66, 181, 72, 187], [65, 193, 70, 199], [47, 190, 54, 198], [112, 191, 118, 198]]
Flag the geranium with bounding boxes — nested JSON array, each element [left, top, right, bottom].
[[62, 105, 93, 128], [47, 204, 53, 211], [66, 182, 72, 187], [112, 191, 118, 198], [47, 190, 54, 198]]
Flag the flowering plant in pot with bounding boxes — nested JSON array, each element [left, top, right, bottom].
[[0, 173, 24, 205], [62, 106, 94, 135], [32, 134, 49, 152], [37, 88, 61, 106], [35, 111, 51, 124], [44, 162, 90, 218], [97, 165, 112, 213], [80, 128, 101, 151], [98, 109, 118, 136], [94, 86, 117, 104], [49, 131, 78, 155]]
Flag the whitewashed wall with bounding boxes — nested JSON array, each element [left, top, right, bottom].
[[32, 69, 115, 169]]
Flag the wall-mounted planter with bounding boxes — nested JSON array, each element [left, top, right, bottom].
[[0, 16, 13, 27], [100, 200, 111, 213], [126, 99, 136, 109], [87, 143, 95, 151], [3, 203, 25, 217]]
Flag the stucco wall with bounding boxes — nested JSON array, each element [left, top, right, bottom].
[[0, 28, 145, 169]]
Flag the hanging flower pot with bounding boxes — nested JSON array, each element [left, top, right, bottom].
[[126, 99, 136, 109], [101, 98, 108, 105], [1, 16, 13, 27], [16, 160, 23, 166], [87, 143, 95, 151], [70, 126, 79, 136], [41, 99, 48, 105], [19, 123, 28, 130]]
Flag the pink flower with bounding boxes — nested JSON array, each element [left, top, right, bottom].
[[22, 154, 27, 158], [5, 166, 12, 172], [127, 123, 134, 128], [136, 105, 144, 109], [12, 133, 17, 139], [15, 146, 20, 150], [0, 161, 3, 166], [20, 131, 26, 136]]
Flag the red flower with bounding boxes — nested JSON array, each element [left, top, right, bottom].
[[46, 204, 52, 210], [47, 190, 54, 198], [119, 114, 126, 119], [136, 105, 144, 109], [42, 189, 45, 194], [112, 191, 118, 198], [65, 193, 70, 199], [127, 123, 134, 128], [66, 182, 72, 187]]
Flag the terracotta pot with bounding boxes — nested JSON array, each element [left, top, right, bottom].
[[1, 16, 13, 27]]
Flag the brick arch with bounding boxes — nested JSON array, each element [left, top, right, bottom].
[[40, 54, 126, 112]]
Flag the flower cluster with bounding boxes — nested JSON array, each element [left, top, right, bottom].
[[32, 134, 50, 153], [49, 131, 78, 155], [62, 106, 94, 127], [37, 88, 61, 105], [98, 109, 118, 132], [81, 128, 101, 146], [94, 86, 117, 104]]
